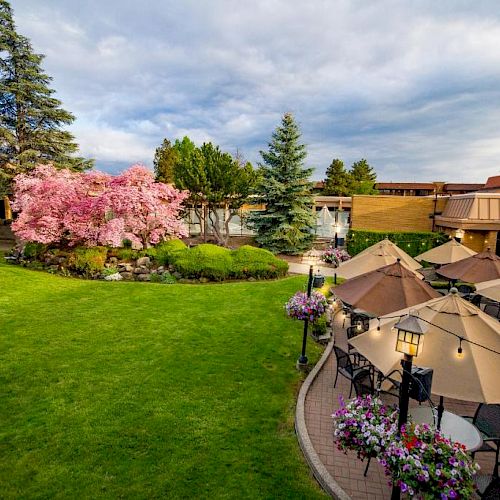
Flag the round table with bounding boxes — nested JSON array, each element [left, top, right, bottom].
[[409, 406, 482, 452]]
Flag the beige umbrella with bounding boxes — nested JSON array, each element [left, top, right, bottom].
[[333, 261, 440, 316], [316, 205, 334, 238], [356, 239, 422, 272], [336, 243, 423, 280], [349, 290, 500, 403], [415, 239, 477, 265], [438, 249, 500, 283], [475, 278, 500, 302]]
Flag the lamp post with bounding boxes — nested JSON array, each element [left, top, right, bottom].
[[454, 228, 464, 243], [391, 313, 428, 500], [297, 265, 314, 368]]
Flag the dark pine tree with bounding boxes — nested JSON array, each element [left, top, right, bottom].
[[0, 0, 92, 196], [153, 138, 179, 184], [249, 112, 315, 254], [323, 158, 351, 196], [349, 158, 378, 194]]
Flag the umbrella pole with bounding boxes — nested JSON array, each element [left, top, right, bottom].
[[437, 395, 444, 430]]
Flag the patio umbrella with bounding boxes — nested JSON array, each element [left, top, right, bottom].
[[437, 249, 500, 283], [349, 289, 500, 403], [335, 243, 423, 280], [415, 239, 477, 265], [332, 260, 440, 316], [475, 278, 500, 302], [316, 205, 334, 238], [355, 239, 422, 273]]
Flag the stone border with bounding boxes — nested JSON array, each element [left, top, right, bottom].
[[295, 341, 351, 500]]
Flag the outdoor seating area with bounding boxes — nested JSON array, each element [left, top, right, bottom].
[[299, 238, 500, 499]]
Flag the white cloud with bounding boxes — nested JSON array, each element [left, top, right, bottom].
[[9, 0, 500, 181]]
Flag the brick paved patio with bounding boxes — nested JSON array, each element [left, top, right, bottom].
[[303, 313, 496, 499]]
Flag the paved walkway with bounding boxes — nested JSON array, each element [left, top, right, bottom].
[[301, 313, 495, 499]]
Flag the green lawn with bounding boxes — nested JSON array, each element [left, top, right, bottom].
[[0, 262, 326, 499]]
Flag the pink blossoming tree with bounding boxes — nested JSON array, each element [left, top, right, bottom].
[[12, 164, 188, 248]]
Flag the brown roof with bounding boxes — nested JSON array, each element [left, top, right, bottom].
[[483, 176, 500, 190], [443, 183, 483, 192], [376, 182, 435, 190]]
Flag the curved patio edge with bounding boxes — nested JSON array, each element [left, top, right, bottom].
[[295, 341, 351, 500]]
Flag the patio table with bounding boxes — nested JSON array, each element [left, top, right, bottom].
[[409, 406, 483, 452]]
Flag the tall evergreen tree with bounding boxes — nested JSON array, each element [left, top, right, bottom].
[[323, 158, 351, 196], [0, 0, 92, 196], [349, 158, 378, 194], [153, 138, 179, 184], [249, 113, 315, 254]]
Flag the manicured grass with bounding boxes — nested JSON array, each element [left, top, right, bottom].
[[0, 262, 326, 499]]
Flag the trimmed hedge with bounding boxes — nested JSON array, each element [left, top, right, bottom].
[[173, 244, 233, 281], [155, 239, 188, 266], [231, 245, 289, 279], [346, 229, 448, 257], [169, 243, 289, 281]]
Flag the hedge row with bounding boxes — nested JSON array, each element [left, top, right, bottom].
[[171, 243, 289, 281], [346, 229, 448, 257]]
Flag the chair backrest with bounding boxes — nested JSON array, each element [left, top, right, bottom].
[[333, 345, 352, 372], [473, 404, 500, 438], [353, 369, 373, 397], [457, 284, 473, 294], [346, 326, 360, 341], [483, 303, 500, 319]]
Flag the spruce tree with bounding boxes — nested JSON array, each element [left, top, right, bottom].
[[323, 158, 351, 196], [349, 158, 378, 194], [249, 113, 315, 254], [153, 138, 179, 184], [0, 0, 92, 196]]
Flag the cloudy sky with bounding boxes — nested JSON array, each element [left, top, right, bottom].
[[10, 0, 500, 182]]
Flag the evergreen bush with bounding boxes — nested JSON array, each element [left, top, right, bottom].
[[173, 244, 232, 281], [231, 245, 288, 279], [155, 239, 188, 266], [67, 247, 108, 277], [346, 229, 448, 257]]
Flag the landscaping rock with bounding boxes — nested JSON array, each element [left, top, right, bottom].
[[104, 272, 123, 281], [199, 277, 209, 283], [172, 271, 182, 279], [120, 272, 133, 280], [178, 278, 196, 284], [133, 266, 150, 274], [135, 273, 151, 281], [119, 263, 134, 272], [157, 266, 165, 273], [136, 256, 151, 267], [247, 277, 257, 282], [109, 257, 118, 264]]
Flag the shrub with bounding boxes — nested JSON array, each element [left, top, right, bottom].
[[346, 229, 448, 257], [155, 239, 188, 266], [111, 248, 140, 261], [230, 245, 288, 279], [23, 242, 47, 259], [173, 244, 232, 281], [102, 266, 119, 277], [67, 247, 108, 277]]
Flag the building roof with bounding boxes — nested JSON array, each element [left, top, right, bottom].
[[482, 176, 500, 191], [376, 182, 435, 190], [443, 183, 484, 192]]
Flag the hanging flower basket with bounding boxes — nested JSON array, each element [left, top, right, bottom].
[[285, 291, 328, 323], [322, 247, 350, 266]]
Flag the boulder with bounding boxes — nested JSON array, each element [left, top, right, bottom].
[[120, 272, 134, 280], [119, 263, 134, 272], [199, 277, 209, 283], [135, 274, 151, 281], [109, 256, 118, 264], [136, 256, 151, 267], [104, 272, 123, 281], [133, 266, 150, 274]]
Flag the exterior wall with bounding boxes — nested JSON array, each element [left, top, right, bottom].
[[462, 231, 488, 253], [350, 195, 448, 232]]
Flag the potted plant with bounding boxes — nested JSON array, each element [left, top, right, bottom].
[[285, 290, 328, 323]]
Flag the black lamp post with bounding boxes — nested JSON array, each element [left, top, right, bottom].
[[297, 265, 314, 368], [391, 313, 428, 500]]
